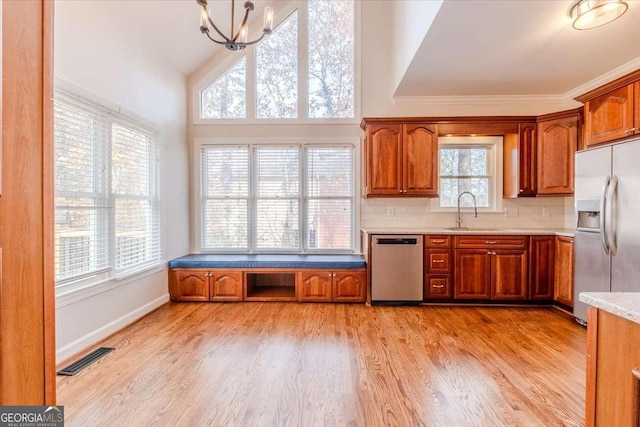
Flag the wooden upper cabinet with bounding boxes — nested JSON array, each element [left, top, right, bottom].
[[518, 123, 537, 196], [366, 124, 402, 195], [363, 121, 438, 197], [537, 115, 578, 195], [635, 82, 640, 134], [584, 84, 635, 147], [402, 124, 438, 196]]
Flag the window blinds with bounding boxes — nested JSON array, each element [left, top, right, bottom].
[[200, 144, 354, 252], [54, 94, 111, 281], [54, 90, 161, 284]]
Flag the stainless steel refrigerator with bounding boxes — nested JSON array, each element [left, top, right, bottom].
[[574, 137, 640, 324]]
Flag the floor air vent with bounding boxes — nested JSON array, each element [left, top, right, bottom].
[[57, 347, 115, 376]]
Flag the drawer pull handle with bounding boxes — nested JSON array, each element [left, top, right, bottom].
[[431, 239, 446, 243], [432, 260, 445, 263], [432, 285, 445, 288], [485, 240, 497, 244]]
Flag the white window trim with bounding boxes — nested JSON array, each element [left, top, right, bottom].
[[193, 137, 361, 253], [54, 80, 165, 298], [430, 136, 505, 213], [191, 0, 361, 125]]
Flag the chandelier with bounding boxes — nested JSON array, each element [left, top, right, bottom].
[[197, 0, 274, 51]]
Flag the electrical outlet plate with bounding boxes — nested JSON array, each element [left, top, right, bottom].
[[542, 207, 550, 217], [384, 207, 395, 216], [505, 207, 518, 217]]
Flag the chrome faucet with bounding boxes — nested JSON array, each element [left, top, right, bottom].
[[456, 191, 478, 229]]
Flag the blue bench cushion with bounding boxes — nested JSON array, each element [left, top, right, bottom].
[[167, 254, 366, 269]]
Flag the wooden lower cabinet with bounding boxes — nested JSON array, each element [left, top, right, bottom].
[[333, 270, 367, 302], [454, 247, 528, 301], [586, 308, 640, 426], [170, 270, 210, 301], [454, 250, 491, 299], [554, 236, 575, 307], [299, 270, 333, 302], [491, 250, 528, 300], [210, 271, 243, 301], [529, 236, 555, 300], [170, 269, 242, 302]]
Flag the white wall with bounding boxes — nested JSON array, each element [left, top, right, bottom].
[[54, 1, 189, 362], [390, 0, 443, 94]]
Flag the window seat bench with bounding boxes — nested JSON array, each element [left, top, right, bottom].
[[168, 254, 367, 303]]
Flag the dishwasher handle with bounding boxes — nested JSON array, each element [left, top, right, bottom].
[[375, 237, 419, 245]]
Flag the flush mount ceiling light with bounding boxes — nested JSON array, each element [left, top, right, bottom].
[[197, 0, 274, 51], [570, 0, 629, 30]]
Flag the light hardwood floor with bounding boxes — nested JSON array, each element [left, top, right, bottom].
[[57, 303, 586, 426]]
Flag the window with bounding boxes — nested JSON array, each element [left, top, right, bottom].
[[200, 143, 354, 252], [256, 11, 298, 118], [201, 56, 246, 119], [54, 90, 161, 285], [197, 0, 356, 121], [437, 136, 502, 210], [308, 0, 355, 118]]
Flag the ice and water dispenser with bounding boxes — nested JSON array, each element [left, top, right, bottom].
[[576, 199, 601, 232]]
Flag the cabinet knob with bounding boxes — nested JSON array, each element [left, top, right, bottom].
[[519, 189, 523, 192], [625, 128, 638, 133]]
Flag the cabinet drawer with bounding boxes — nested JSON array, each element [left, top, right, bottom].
[[425, 249, 451, 274], [454, 235, 528, 249], [424, 275, 452, 299], [425, 235, 451, 248]]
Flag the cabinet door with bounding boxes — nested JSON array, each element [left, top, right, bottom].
[[403, 124, 438, 196], [491, 250, 528, 300], [584, 84, 635, 147], [554, 236, 575, 307], [366, 124, 402, 195], [299, 270, 333, 302], [518, 123, 537, 196], [537, 116, 578, 195], [333, 270, 366, 302], [454, 250, 491, 299], [170, 270, 209, 301], [210, 271, 243, 301], [424, 275, 452, 299], [529, 236, 555, 300]]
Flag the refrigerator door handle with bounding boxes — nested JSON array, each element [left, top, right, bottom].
[[607, 175, 618, 256], [600, 175, 610, 255]]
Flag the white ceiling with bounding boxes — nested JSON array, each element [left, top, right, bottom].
[[395, 0, 640, 96], [93, 0, 274, 76], [69, 0, 640, 96]]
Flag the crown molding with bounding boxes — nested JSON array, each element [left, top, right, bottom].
[[393, 94, 566, 106], [565, 56, 640, 102]]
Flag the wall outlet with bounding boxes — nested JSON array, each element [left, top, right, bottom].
[[505, 207, 518, 217], [542, 207, 550, 217], [384, 207, 395, 216]]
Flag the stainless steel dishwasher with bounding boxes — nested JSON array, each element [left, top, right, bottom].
[[371, 235, 423, 305]]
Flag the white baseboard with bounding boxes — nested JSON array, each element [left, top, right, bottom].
[[56, 293, 170, 363]]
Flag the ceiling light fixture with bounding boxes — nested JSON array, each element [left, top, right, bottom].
[[197, 0, 274, 51], [570, 0, 629, 30]]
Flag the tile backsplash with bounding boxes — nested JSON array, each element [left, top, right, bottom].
[[361, 197, 577, 230]]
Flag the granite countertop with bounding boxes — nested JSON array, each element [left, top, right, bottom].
[[360, 228, 575, 237], [579, 293, 640, 325]]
